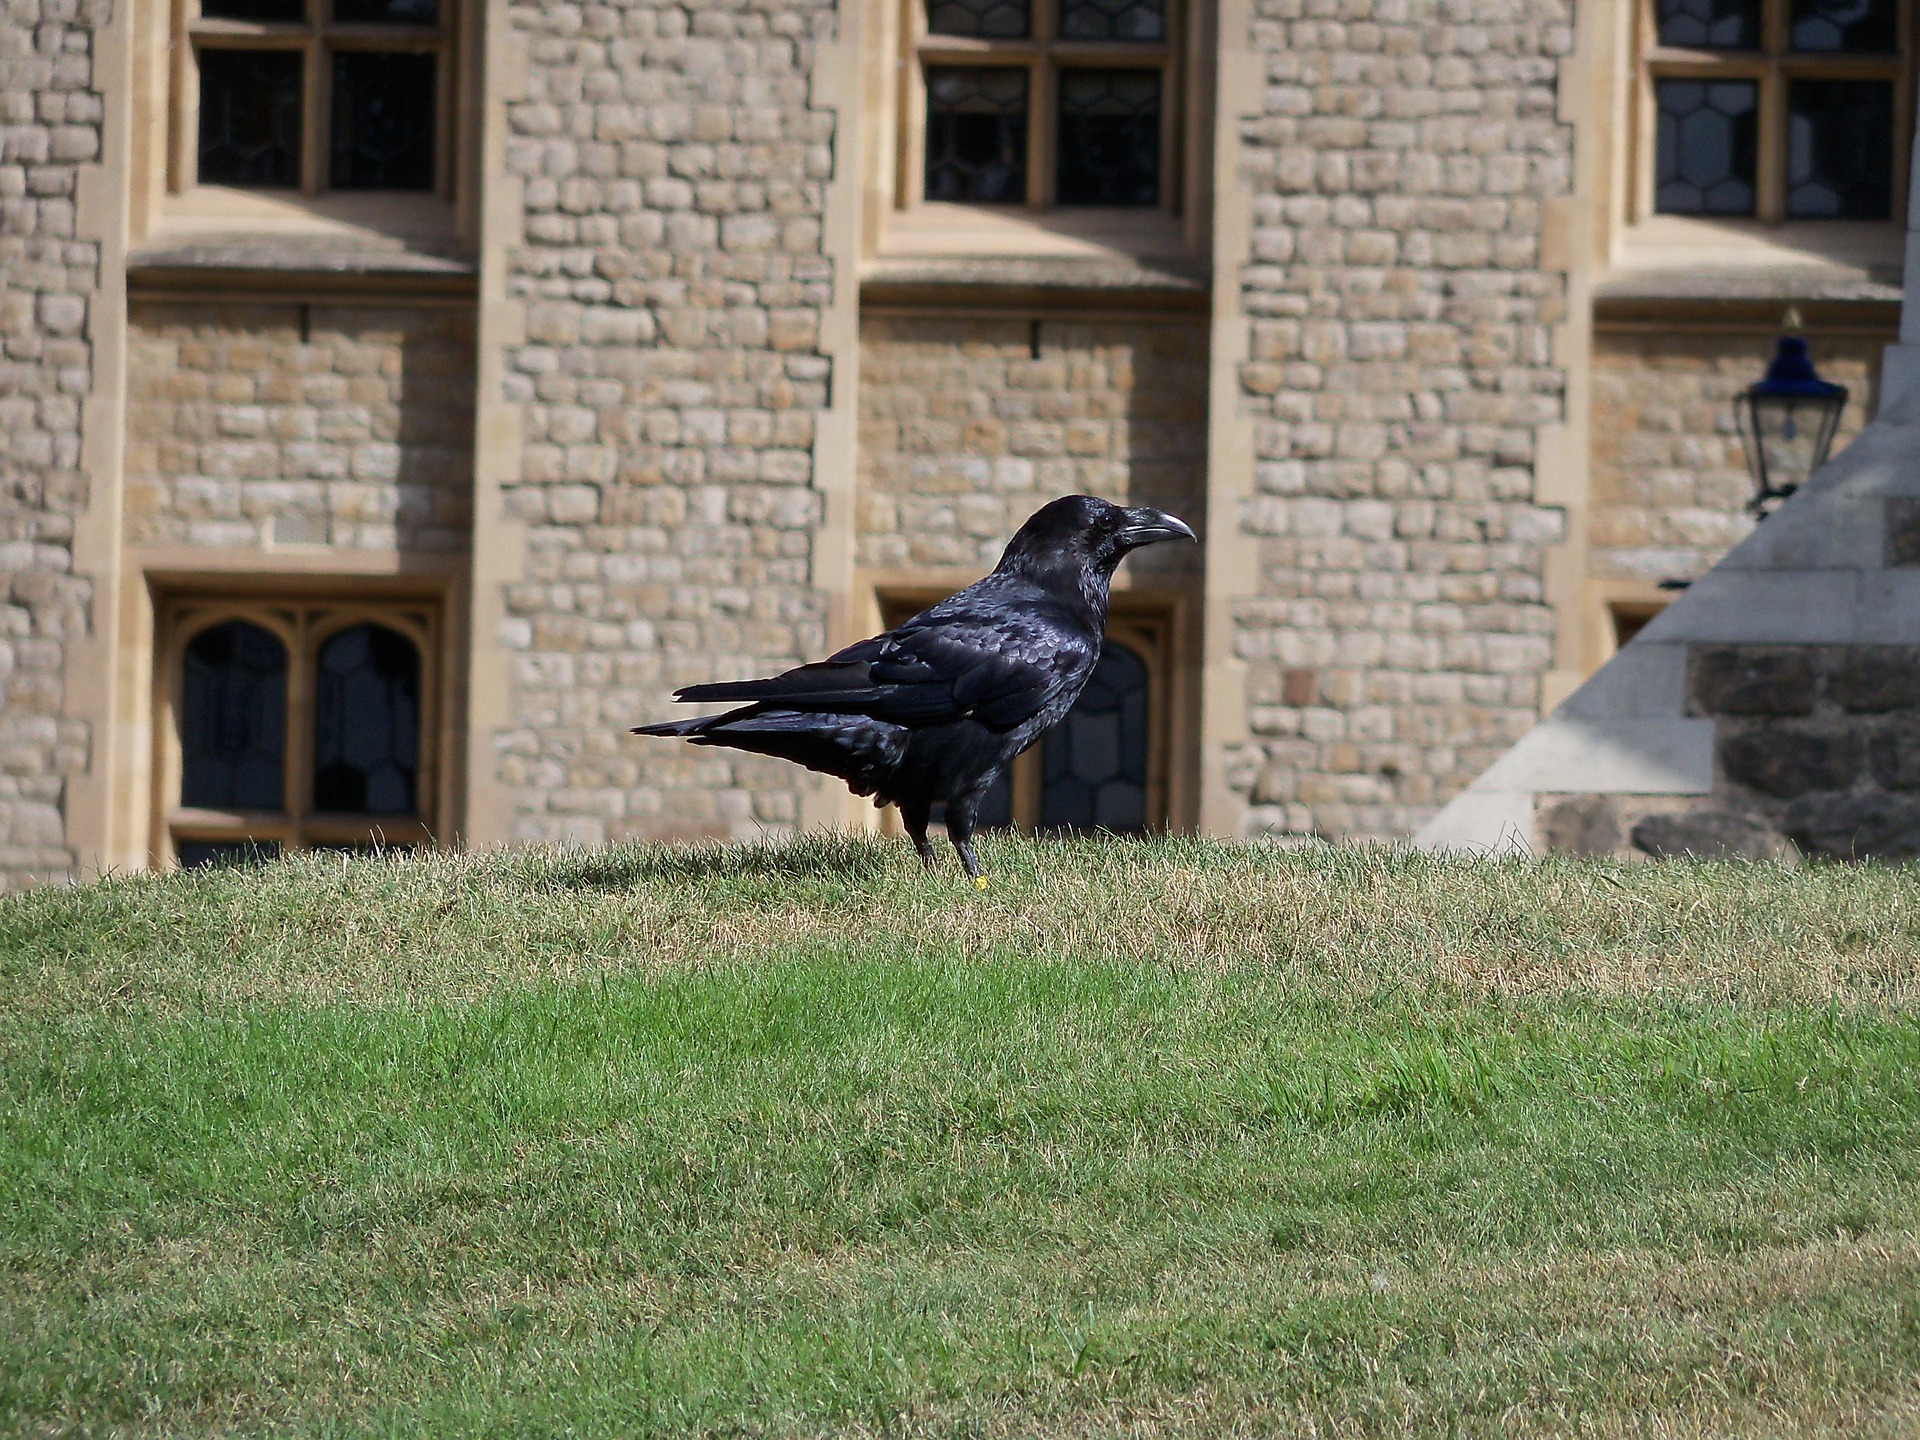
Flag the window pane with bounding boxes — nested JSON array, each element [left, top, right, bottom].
[[1056, 69, 1160, 207], [332, 0, 440, 22], [181, 620, 288, 811], [196, 49, 302, 187], [924, 67, 1028, 203], [1060, 0, 1164, 41], [926, 0, 1028, 38], [330, 50, 436, 190], [1040, 641, 1150, 834], [1655, 0, 1760, 47], [313, 623, 421, 815], [177, 840, 282, 869], [1790, 0, 1896, 52], [202, 0, 306, 19], [1788, 80, 1893, 219], [1654, 79, 1757, 215]]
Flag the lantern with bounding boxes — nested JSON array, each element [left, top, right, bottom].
[[1739, 335, 1848, 518]]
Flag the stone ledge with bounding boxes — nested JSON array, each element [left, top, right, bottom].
[[1595, 264, 1901, 306], [127, 239, 478, 303], [860, 254, 1209, 312]]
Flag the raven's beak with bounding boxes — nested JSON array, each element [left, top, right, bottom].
[[1119, 507, 1197, 547]]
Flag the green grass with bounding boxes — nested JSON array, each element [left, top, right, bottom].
[[3, 835, 1920, 1437]]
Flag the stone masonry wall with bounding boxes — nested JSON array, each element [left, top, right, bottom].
[[1589, 328, 1883, 587], [1539, 644, 1920, 864], [856, 313, 1208, 590], [125, 302, 475, 553], [0, 0, 107, 889], [493, 0, 839, 844], [1227, 0, 1576, 843]]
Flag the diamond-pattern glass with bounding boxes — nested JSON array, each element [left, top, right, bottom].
[[333, 0, 440, 21], [1060, 0, 1165, 41], [313, 623, 421, 815], [201, 0, 305, 20], [1655, 0, 1760, 48], [181, 620, 288, 811], [1654, 79, 1757, 214], [926, 0, 1028, 38], [1056, 69, 1160, 206], [1788, 80, 1893, 218], [330, 50, 436, 190], [924, 67, 1028, 202], [196, 49, 302, 187], [1790, 0, 1896, 52], [1040, 641, 1149, 833]]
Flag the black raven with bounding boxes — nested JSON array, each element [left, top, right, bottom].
[[632, 495, 1196, 885]]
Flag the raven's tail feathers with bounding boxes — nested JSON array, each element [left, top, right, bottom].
[[673, 661, 874, 707], [633, 708, 905, 798]]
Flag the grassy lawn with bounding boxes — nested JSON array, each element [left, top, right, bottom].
[[3, 835, 1919, 1436]]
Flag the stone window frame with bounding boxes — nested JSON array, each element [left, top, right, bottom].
[[878, 588, 1178, 832], [862, 0, 1217, 262], [160, 0, 460, 204], [897, 0, 1187, 218], [1633, 0, 1916, 223], [153, 592, 444, 867]]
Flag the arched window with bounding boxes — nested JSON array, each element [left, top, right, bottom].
[[180, 619, 288, 811], [163, 599, 438, 867], [1039, 639, 1149, 832], [314, 622, 421, 815]]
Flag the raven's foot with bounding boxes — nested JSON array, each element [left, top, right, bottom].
[[954, 837, 986, 890]]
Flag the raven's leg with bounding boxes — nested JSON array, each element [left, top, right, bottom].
[[945, 790, 989, 890], [900, 801, 939, 871]]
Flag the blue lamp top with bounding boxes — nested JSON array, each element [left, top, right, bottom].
[[1752, 336, 1847, 400]]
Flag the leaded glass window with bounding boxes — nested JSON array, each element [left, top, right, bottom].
[[164, 601, 437, 869], [1787, 80, 1894, 217], [1040, 642, 1150, 833], [180, 620, 288, 810], [1655, 80, 1759, 214], [912, 0, 1177, 211], [330, 51, 437, 190], [1657, 0, 1760, 48], [313, 624, 421, 815], [927, 0, 1029, 38], [1644, 0, 1909, 223], [1060, 0, 1165, 42], [925, 68, 1030, 203], [1790, 0, 1896, 53], [196, 51, 302, 188], [184, 0, 447, 197], [1057, 70, 1161, 206]]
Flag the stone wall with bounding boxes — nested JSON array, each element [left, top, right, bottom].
[[1589, 328, 1883, 587], [856, 313, 1208, 588], [0, 0, 107, 889], [125, 303, 475, 553], [1539, 644, 1920, 863], [490, 0, 841, 844], [1226, 0, 1576, 842]]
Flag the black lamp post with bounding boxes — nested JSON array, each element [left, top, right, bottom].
[[1739, 335, 1848, 519]]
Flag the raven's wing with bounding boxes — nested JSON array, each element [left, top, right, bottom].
[[668, 594, 1096, 733]]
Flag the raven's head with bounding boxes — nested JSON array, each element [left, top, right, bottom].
[[998, 495, 1197, 581]]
